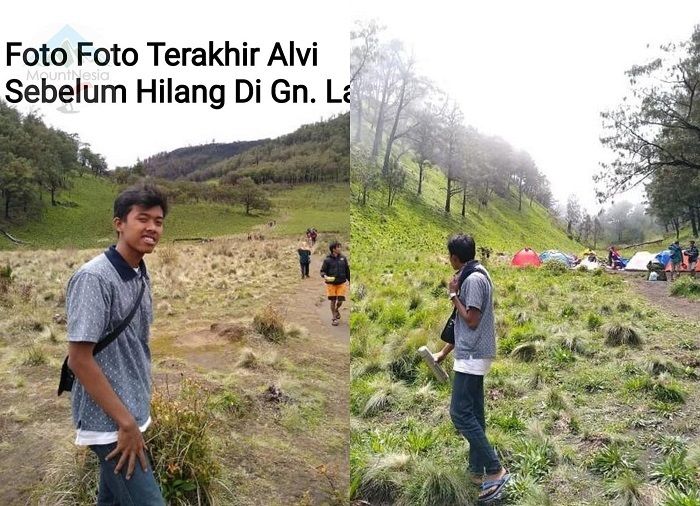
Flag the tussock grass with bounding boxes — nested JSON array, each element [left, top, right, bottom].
[[589, 443, 640, 478], [253, 304, 285, 342], [606, 471, 645, 506], [511, 342, 538, 362], [603, 322, 642, 347], [148, 379, 220, 505], [362, 378, 408, 417], [399, 459, 470, 506], [236, 347, 259, 369], [353, 453, 412, 504], [650, 453, 697, 491]]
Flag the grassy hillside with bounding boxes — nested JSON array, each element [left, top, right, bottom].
[[0, 177, 349, 250], [349, 154, 700, 504]]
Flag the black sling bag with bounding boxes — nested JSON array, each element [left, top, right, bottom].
[[440, 262, 485, 345], [57, 276, 146, 396]]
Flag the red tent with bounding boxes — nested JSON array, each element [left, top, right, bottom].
[[665, 252, 700, 272], [512, 248, 542, 267]]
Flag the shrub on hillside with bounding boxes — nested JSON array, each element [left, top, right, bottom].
[[148, 379, 220, 504], [253, 305, 285, 342], [670, 277, 700, 298]]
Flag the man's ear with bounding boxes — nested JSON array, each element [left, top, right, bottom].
[[113, 217, 123, 236]]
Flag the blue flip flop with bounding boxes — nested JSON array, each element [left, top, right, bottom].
[[478, 473, 511, 504]]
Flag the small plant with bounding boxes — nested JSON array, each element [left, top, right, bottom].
[[603, 322, 642, 347], [662, 485, 700, 506], [236, 347, 258, 368], [353, 453, 412, 503], [606, 471, 644, 506], [148, 379, 220, 505], [0, 264, 12, 293], [511, 342, 538, 362], [560, 304, 577, 318], [651, 381, 686, 404], [670, 277, 700, 299], [650, 453, 697, 491], [542, 261, 568, 275], [617, 301, 632, 313], [586, 312, 603, 330], [544, 388, 567, 411], [490, 411, 526, 434], [402, 459, 471, 506], [511, 437, 557, 480], [655, 435, 687, 456], [550, 346, 576, 365], [253, 304, 285, 342], [589, 443, 640, 478], [22, 345, 48, 366], [362, 379, 407, 417]]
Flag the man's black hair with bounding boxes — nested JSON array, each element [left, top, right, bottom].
[[329, 241, 341, 253], [114, 183, 168, 220], [447, 234, 476, 263]]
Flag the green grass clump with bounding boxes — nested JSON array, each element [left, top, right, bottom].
[[586, 312, 603, 330], [511, 342, 538, 362], [362, 378, 407, 417], [670, 277, 700, 299], [606, 471, 645, 506], [510, 437, 557, 480], [589, 443, 640, 478], [148, 379, 220, 504], [401, 459, 471, 506], [22, 345, 48, 366], [662, 486, 700, 506], [603, 322, 642, 347], [252, 304, 285, 342], [352, 453, 412, 504], [650, 453, 698, 491]]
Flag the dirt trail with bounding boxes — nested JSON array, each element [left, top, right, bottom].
[[624, 273, 700, 322]]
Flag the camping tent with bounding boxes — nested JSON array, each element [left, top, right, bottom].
[[665, 252, 700, 272], [539, 250, 574, 267], [579, 258, 602, 270], [655, 250, 671, 266], [512, 248, 541, 267], [625, 251, 656, 271]]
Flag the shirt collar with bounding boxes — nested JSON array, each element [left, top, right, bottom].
[[105, 245, 148, 281]]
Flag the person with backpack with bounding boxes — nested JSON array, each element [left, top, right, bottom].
[[63, 184, 167, 504], [297, 239, 312, 279], [669, 240, 683, 281], [684, 240, 698, 279], [433, 234, 509, 503], [310, 228, 318, 246], [320, 241, 350, 326]]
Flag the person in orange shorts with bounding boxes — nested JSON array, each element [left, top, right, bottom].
[[320, 241, 350, 326]]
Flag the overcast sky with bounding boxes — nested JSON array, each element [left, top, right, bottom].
[[351, 0, 700, 213], [0, 0, 349, 168]]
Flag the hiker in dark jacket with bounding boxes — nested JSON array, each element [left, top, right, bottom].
[[669, 241, 683, 281], [320, 241, 350, 326], [297, 240, 312, 279], [684, 240, 698, 278]]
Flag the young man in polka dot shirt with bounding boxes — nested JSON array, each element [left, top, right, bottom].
[[66, 183, 167, 504]]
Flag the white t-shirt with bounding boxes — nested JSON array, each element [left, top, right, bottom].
[[75, 416, 151, 446], [453, 358, 493, 376]]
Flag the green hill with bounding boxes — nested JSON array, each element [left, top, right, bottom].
[[349, 152, 700, 504], [0, 176, 348, 250]]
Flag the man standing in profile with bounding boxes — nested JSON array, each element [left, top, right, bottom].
[[684, 240, 698, 279], [66, 183, 168, 505], [434, 234, 509, 503], [320, 241, 350, 326], [669, 240, 683, 281]]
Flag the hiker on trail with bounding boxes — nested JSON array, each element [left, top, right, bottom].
[[64, 184, 167, 504], [298, 240, 312, 279], [433, 234, 510, 503], [684, 240, 698, 279], [669, 240, 683, 281], [320, 241, 350, 326], [310, 228, 318, 246]]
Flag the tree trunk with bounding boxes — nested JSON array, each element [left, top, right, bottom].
[[382, 81, 406, 176], [417, 162, 424, 195], [673, 218, 680, 239], [5, 194, 10, 220], [690, 206, 698, 237], [353, 92, 363, 144], [461, 184, 467, 217], [445, 178, 452, 213], [518, 178, 523, 211], [51, 187, 57, 206], [371, 74, 390, 158]]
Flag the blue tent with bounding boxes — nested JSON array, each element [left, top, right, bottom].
[[539, 250, 574, 267], [655, 250, 671, 266]]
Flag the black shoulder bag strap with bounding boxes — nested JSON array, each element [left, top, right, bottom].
[[58, 275, 146, 396]]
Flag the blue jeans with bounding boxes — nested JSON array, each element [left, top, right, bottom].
[[450, 371, 502, 475], [89, 443, 165, 506]]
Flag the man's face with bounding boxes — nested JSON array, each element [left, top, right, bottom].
[[449, 253, 460, 270], [332, 245, 341, 256], [114, 205, 164, 254]]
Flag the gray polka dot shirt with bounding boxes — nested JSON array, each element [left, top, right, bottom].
[[66, 246, 153, 432]]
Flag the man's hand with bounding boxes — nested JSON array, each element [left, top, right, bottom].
[[106, 419, 148, 479], [433, 351, 445, 363], [448, 275, 459, 293]]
